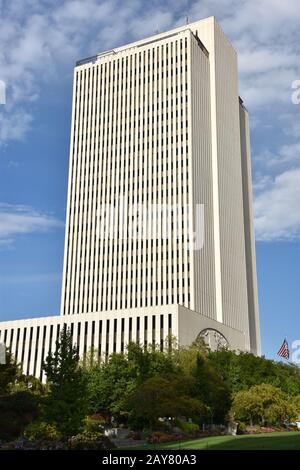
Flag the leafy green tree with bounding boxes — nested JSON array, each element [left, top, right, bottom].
[[81, 341, 300, 431], [291, 395, 300, 420], [272, 362, 300, 395], [84, 353, 136, 418], [42, 326, 88, 436], [84, 342, 179, 420], [232, 383, 297, 426], [171, 337, 208, 376], [194, 355, 231, 423], [126, 375, 205, 429], [84, 340, 233, 427], [24, 421, 61, 442], [12, 374, 46, 395], [0, 391, 40, 441], [171, 341, 231, 423], [209, 350, 300, 396], [126, 342, 179, 383], [0, 349, 22, 394]]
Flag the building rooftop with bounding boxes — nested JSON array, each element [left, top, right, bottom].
[[76, 17, 212, 67]]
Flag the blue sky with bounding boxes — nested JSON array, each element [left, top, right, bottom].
[[0, 0, 299, 361]]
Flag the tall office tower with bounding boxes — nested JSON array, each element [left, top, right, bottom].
[[0, 17, 261, 380]]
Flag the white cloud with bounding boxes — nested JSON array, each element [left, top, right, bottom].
[[255, 141, 300, 169], [1, 0, 299, 143], [181, 0, 300, 110], [132, 10, 173, 37], [0, 108, 33, 142], [254, 167, 300, 241], [0, 0, 178, 144], [253, 140, 300, 241], [0, 202, 63, 246], [238, 48, 298, 75], [280, 143, 300, 163], [252, 173, 273, 193], [1, 0, 300, 243], [280, 112, 300, 138]]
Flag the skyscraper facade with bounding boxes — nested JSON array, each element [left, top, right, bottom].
[[0, 16, 260, 380]]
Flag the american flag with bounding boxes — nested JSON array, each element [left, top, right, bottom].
[[277, 339, 289, 359]]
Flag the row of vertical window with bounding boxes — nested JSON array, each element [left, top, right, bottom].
[[63, 36, 189, 315]]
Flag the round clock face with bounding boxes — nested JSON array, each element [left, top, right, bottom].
[[198, 328, 229, 351]]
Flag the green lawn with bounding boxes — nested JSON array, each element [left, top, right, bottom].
[[129, 431, 300, 450]]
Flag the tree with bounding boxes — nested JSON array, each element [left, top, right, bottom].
[[84, 353, 136, 419], [83, 342, 179, 421], [232, 383, 297, 426], [171, 341, 231, 423], [0, 391, 40, 441], [126, 375, 205, 429], [171, 338, 208, 376], [194, 355, 231, 423], [126, 342, 178, 383], [0, 349, 22, 395], [209, 350, 300, 396], [42, 326, 88, 436], [291, 395, 300, 420], [85, 342, 227, 428]]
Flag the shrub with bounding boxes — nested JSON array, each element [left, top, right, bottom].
[[128, 414, 149, 431], [24, 421, 61, 442], [82, 416, 104, 433], [148, 431, 174, 444], [176, 420, 199, 433], [148, 430, 206, 443], [68, 432, 114, 450], [0, 391, 40, 441], [260, 426, 278, 433], [236, 421, 247, 434]]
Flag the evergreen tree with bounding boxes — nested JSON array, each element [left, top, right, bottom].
[[0, 349, 22, 395], [42, 326, 88, 436]]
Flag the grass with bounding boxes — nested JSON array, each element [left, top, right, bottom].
[[128, 431, 300, 450]]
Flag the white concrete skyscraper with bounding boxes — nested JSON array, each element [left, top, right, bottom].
[[0, 17, 261, 380]]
